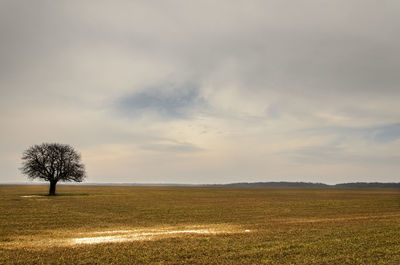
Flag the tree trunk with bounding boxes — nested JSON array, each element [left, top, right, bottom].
[[49, 181, 57, 196]]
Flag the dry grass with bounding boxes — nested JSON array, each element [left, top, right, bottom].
[[0, 185, 399, 264], [2, 224, 241, 248]]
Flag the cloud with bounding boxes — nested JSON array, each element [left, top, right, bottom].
[[115, 83, 207, 120], [281, 144, 400, 166], [373, 123, 400, 143], [139, 140, 202, 153], [302, 123, 400, 144]]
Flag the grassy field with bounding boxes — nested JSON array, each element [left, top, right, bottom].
[[0, 185, 399, 264]]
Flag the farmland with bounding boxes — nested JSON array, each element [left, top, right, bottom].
[[0, 185, 399, 264]]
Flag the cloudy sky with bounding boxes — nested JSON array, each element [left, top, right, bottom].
[[1, 0, 399, 184]]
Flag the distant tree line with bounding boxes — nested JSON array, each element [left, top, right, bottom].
[[207, 182, 400, 188], [333, 182, 400, 189]]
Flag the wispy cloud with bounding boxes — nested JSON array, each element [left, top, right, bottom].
[[139, 140, 202, 153], [280, 144, 400, 166], [301, 123, 400, 143]]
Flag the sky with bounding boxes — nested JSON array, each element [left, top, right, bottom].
[[1, 0, 399, 184]]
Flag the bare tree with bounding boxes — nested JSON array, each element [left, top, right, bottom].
[[21, 143, 86, 195]]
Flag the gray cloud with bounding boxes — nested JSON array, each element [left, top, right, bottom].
[[302, 123, 400, 143], [116, 83, 207, 119], [282, 145, 400, 166], [374, 124, 400, 143]]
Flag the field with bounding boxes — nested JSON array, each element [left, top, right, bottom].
[[0, 185, 399, 264]]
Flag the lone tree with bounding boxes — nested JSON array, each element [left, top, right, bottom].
[[21, 143, 86, 195]]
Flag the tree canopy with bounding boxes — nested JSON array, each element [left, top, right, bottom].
[[21, 143, 86, 195]]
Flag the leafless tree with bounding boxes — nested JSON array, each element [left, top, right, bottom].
[[21, 143, 86, 195]]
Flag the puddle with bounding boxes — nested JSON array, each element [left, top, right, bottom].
[[20, 195, 44, 198]]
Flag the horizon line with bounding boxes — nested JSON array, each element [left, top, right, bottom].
[[1, 181, 399, 186]]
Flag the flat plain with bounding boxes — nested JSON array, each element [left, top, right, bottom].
[[0, 185, 399, 264]]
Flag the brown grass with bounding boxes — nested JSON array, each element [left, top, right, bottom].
[[0, 185, 399, 264]]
